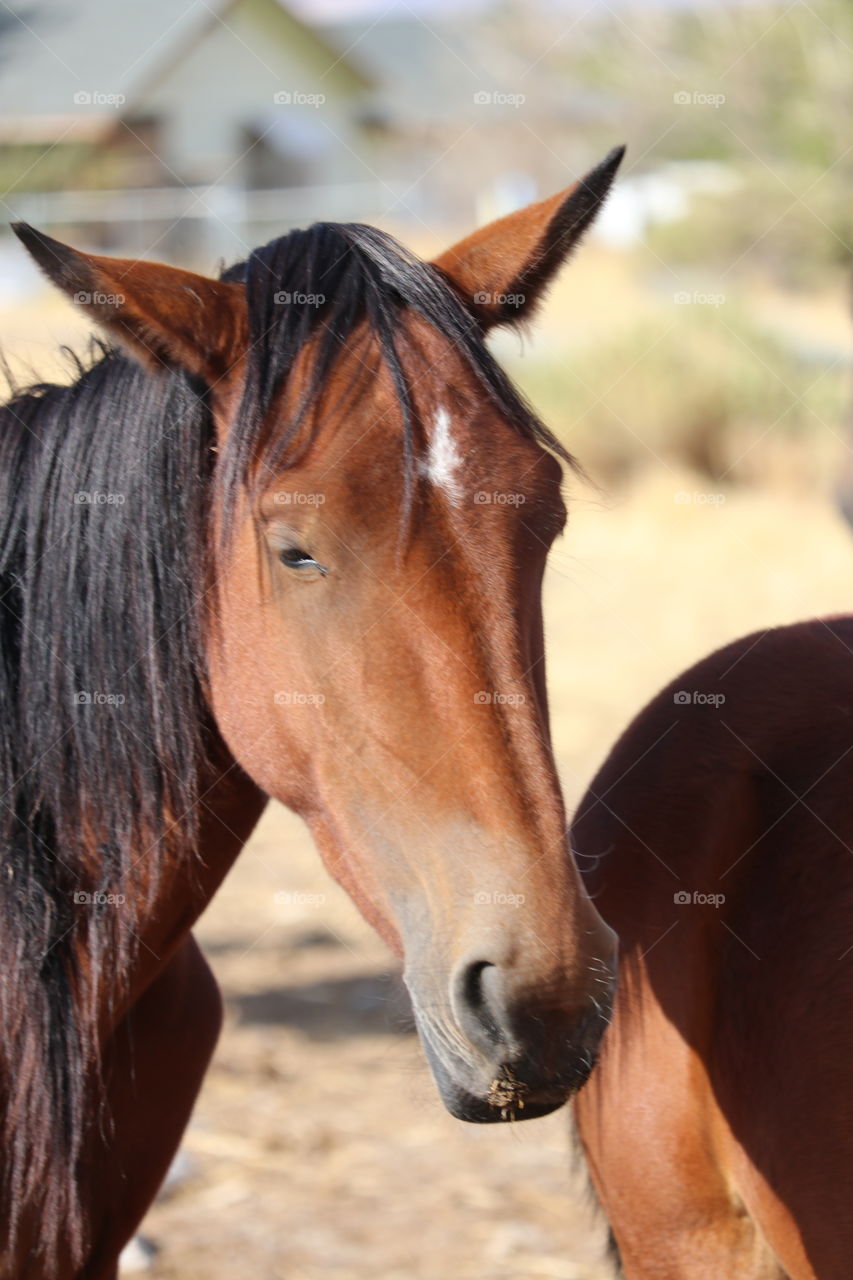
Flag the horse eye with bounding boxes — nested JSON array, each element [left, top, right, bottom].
[[279, 547, 327, 575]]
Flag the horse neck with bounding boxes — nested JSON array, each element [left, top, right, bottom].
[[115, 738, 265, 1014]]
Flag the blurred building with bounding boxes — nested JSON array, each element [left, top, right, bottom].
[[0, 0, 381, 261], [323, 6, 610, 228], [0, 0, 617, 264]]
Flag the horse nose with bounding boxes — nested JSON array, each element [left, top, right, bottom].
[[453, 960, 514, 1057], [451, 951, 617, 1084]]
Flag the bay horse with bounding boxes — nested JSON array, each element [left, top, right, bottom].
[[2, 145, 624, 1277], [573, 616, 853, 1279]]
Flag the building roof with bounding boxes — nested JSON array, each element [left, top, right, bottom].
[[0, 0, 371, 140]]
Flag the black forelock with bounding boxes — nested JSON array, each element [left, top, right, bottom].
[[217, 221, 571, 530]]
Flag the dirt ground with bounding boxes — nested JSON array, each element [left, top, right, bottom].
[[132, 472, 853, 1280]]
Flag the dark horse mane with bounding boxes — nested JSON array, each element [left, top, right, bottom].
[[0, 221, 568, 1266]]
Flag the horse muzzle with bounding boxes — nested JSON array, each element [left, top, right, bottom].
[[409, 949, 618, 1123]]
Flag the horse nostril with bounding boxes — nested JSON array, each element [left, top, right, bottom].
[[450, 954, 611, 1081], [454, 959, 513, 1055]]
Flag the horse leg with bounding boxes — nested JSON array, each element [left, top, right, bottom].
[[574, 997, 786, 1280], [77, 934, 222, 1280]]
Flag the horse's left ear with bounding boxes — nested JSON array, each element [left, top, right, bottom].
[[11, 223, 248, 383], [432, 145, 625, 330]]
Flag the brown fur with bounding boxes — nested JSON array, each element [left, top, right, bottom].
[[573, 617, 853, 1279]]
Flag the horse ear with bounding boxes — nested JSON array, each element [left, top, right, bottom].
[[432, 146, 625, 331], [11, 223, 248, 383]]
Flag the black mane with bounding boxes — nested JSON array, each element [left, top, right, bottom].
[[0, 221, 567, 1267]]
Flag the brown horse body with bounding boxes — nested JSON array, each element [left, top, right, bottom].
[[5, 149, 625, 1276], [573, 616, 853, 1279]]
